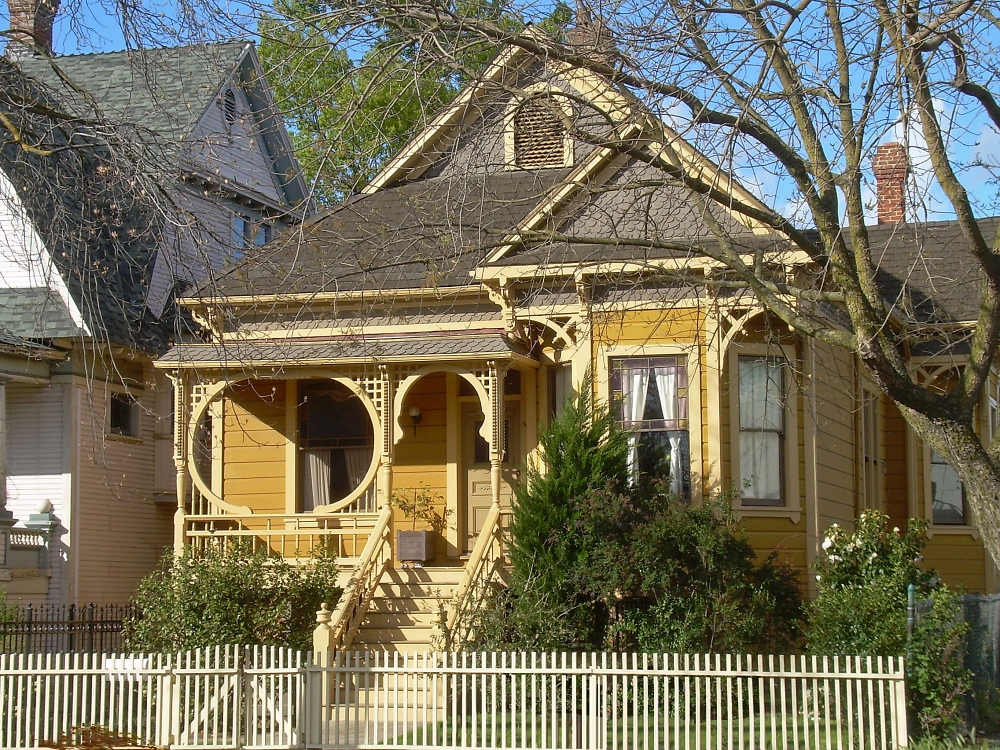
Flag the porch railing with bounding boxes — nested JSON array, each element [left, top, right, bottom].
[[443, 504, 508, 649], [326, 503, 393, 651], [0, 647, 909, 750], [184, 512, 382, 561]]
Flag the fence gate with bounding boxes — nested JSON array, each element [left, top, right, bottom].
[[1, 648, 906, 750]]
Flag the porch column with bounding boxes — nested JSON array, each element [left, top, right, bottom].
[[488, 361, 506, 508], [378, 365, 393, 508], [171, 374, 188, 555]]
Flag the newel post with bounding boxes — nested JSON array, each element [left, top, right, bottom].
[[311, 602, 334, 737]]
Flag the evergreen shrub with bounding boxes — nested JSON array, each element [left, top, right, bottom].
[[127, 543, 341, 652]]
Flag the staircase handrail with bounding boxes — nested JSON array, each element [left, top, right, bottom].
[[444, 502, 506, 649], [327, 503, 393, 651]]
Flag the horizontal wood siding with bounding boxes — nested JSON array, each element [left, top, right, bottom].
[[742, 516, 810, 591], [393, 373, 448, 556], [186, 93, 283, 204], [223, 380, 287, 514], [6, 382, 67, 603], [924, 533, 986, 592], [883, 398, 908, 529], [75, 363, 174, 604], [811, 342, 857, 533]]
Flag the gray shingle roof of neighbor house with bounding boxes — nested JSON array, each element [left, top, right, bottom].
[[158, 332, 529, 368], [0, 58, 169, 352], [17, 42, 248, 154]]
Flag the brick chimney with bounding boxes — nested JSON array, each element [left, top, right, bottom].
[[6, 0, 59, 56], [566, 0, 617, 66], [873, 142, 909, 225]]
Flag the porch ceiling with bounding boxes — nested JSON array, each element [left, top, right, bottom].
[[155, 331, 533, 370]]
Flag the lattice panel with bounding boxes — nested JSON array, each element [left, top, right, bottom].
[[513, 99, 566, 169]]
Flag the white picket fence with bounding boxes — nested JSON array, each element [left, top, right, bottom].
[[0, 647, 907, 750]]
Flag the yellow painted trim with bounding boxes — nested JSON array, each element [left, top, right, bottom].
[[803, 337, 819, 599], [285, 378, 298, 515], [484, 122, 645, 264], [178, 285, 487, 311], [445, 372, 461, 556], [224, 319, 507, 341], [595, 342, 704, 504], [158, 350, 538, 372], [503, 82, 576, 171]]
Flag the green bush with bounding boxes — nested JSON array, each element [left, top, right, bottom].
[[501, 382, 802, 652], [807, 511, 972, 739], [571, 485, 803, 653], [507, 376, 630, 648], [127, 544, 341, 652]]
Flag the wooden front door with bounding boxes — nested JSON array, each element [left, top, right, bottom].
[[462, 401, 520, 553]]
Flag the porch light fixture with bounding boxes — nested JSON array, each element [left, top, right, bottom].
[[408, 406, 422, 436]]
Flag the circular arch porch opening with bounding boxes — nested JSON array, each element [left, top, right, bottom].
[[299, 379, 376, 511]]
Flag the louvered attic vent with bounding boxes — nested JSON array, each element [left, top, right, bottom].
[[513, 98, 566, 169]]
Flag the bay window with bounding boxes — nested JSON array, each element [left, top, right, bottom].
[[611, 357, 689, 498]]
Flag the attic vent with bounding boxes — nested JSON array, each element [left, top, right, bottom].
[[223, 88, 237, 125], [510, 95, 568, 169]]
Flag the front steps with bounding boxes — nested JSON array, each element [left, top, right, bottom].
[[350, 565, 466, 653]]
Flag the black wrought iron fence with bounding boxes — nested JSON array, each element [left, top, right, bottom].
[[912, 590, 1000, 726], [0, 603, 139, 653]]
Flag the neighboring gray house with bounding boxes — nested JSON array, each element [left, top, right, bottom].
[[0, 22, 308, 606]]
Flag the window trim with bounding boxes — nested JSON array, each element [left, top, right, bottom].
[[727, 344, 800, 521], [597, 344, 702, 502], [920, 441, 978, 537], [503, 83, 574, 171]]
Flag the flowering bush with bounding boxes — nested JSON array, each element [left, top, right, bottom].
[[808, 510, 970, 738]]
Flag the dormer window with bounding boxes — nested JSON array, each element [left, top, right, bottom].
[[506, 88, 572, 170]]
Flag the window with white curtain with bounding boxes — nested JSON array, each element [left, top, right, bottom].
[[738, 356, 785, 506], [930, 449, 966, 525], [299, 381, 374, 511], [611, 357, 689, 498]]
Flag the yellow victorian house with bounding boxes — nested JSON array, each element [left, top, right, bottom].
[[155, 26, 999, 652]]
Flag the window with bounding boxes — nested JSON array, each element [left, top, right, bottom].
[[232, 215, 272, 254], [737, 356, 785, 506], [508, 91, 570, 170], [611, 357, 689, 498], [299, 381, 374, 511], [223, 88, 238, 126], [548, 363, 573, 419], [930, 449, 966, 525], [109, 393, 138, 437], [860, 388, 881, 510]]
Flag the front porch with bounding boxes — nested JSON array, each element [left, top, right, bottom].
[[155, 336, 542, 649]]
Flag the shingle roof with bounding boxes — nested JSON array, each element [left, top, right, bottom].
[[0, 288, 82, 339], [867, 218, 998, 324], [0, 59, 171, 351], [17, 43, 247, 154], [160, 332, 527, 368], [200, 170, 570, 298]]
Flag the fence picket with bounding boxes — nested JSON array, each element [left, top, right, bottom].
[[0, 645, 907, 749]]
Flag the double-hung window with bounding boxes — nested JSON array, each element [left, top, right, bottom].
[[611, 357, 689, 498], [737, 356, 785, 505], [930, 450, 966, 525]]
